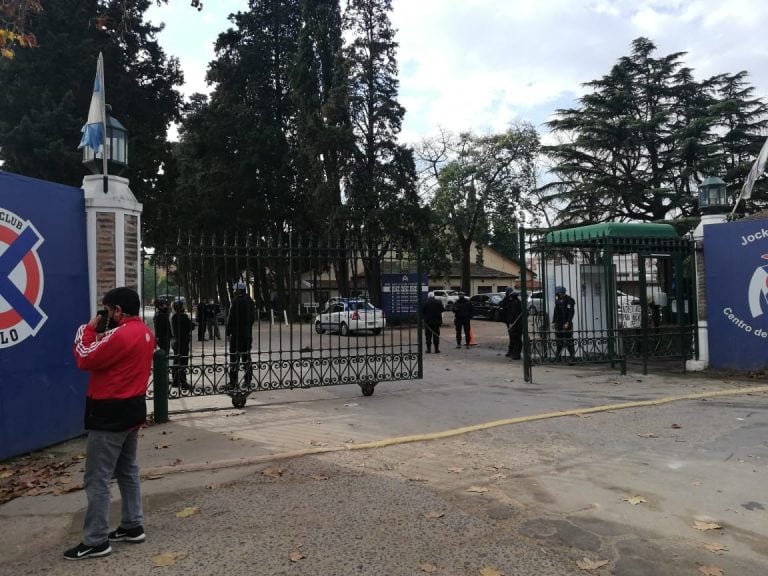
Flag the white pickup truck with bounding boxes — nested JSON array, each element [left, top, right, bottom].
[[429, 289, 459, 310]]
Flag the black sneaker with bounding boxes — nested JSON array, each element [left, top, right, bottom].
[[63, 541, 111, 560], [108, 525, 146, 543]]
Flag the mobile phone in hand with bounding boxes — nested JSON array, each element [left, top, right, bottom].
[[96, 309, 108, 333]]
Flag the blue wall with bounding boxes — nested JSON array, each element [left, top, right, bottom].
[[0, 171, 90, 460], [705, 218, 768, 371]]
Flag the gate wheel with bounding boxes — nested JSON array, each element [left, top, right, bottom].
[[359, 382, 376, 397], [231, 393, 248, 409]]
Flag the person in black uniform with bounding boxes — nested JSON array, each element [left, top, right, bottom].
[[552, 285, 576, 362], [195, 300, 207, 341], [501, 288, 523, 359], [153, 298, 172, 355], [170, 301, 192, 388], [422, 293, 445, 353], [227, 281, 255, 390], [453, 292, 473, 349]]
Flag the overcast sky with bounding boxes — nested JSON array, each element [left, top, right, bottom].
[[147, 0, 768, 145]]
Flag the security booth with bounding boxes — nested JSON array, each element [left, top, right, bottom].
[[518, 223, 697, 382]]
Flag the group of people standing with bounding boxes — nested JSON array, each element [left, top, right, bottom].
[[422, 285, 576, 362]]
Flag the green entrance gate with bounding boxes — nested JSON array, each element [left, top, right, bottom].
[[518, 223, 697, 382], [143, 233, 423, 409]]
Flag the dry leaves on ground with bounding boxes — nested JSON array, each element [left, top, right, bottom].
[[693, 521, 723, 531], [479, 567, 504, 576], [623, 495, 646, 505], [671, 423, 682, 429], [262, 467, 284, 478], [289, 550, 305, 562], [175, 506, 200, 518], [576, 557, 609, 570], [466, 486, 489, 494], [697, 564, 723, 576], [0, 455, 82, 504], [448, 467, 463, 474], [703, 543, 728, 554], [309, 440, 328, 447], [637, 433, 658, 438], [424, 510, 445, 519], [309, 474, 329, 481], [421, 563, 438, 573], [152, 552, 186, 567]]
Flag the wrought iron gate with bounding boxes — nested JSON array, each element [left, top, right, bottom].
[[142, 233, 423, 408], [518, 224, 697, 382]]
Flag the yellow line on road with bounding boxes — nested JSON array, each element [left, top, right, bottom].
[[143, 384, 768, 478]]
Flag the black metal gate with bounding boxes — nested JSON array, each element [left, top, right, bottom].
[[142, 233, 422, 408], [518, 224, 697, 382]]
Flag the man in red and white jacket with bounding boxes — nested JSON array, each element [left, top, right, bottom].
[[64, 287, 155, 561]]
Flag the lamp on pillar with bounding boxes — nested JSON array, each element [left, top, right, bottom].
[[698, 176, 728, 215], [687, 175, 729, 372], [82, 105, 128, 176]]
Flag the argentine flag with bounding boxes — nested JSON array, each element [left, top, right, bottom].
[[78, 53, 106, 154]]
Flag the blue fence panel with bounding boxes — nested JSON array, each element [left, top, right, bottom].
[[705, 219, 768, 371], [0, 171, 90, 460]]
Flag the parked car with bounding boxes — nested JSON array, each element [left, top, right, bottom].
[[314, 299, 386, 336], [430, 289, 459, 310], [469, 293, 505, 321]]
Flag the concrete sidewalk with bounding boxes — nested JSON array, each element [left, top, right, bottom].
[[2, 342, 766, 574]]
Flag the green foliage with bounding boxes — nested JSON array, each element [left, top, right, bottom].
[[543, 37, 768, 224], [0, 0, 183, 246]]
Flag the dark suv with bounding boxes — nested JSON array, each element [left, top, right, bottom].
[[469, 293, 505, 321]]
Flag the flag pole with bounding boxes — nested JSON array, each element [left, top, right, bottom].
[[99, 52, 108, 194]]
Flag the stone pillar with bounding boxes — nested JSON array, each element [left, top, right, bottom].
[[686, 213, 727, 371], [82, 174, 143, 315]]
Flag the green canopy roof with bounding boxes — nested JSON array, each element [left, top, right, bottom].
[[545, 222, 678, 243]]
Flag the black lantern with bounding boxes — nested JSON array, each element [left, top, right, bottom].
[[82, 105, 128, 176], [698, 176, 728, 214]]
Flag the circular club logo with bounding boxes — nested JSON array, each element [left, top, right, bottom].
[[0, 208, 47, 348]]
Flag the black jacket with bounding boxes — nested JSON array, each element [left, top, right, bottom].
[[453, 297, 473, 321], [502, 295, 523, 333], [552, 294, 575, 330], [154, 307, 172, 352], [422, 298, 445, 325], [171, 312, 192, 353], [227, 294, 255, 343]]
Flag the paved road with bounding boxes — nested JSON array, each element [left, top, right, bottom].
[[1, 333, 767, 575]]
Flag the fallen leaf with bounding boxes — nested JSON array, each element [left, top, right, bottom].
[[637, 433, 658, 438], [692, 480, 703, 486], [152, 552, 185, 567], [289, 550, 305, 562], [576, 557, 609, 570], [479, 567, 504, 576], [309, 475, 329, 481], [490, 473, 507, 480], [344, 439, 355, 444], [262, 467, 284, 478], [466, 486, 489, 494], [698, 565, 723, 576], [623, 495, 646, 505], [671, 423, 682, 429], [421, 563, 438, 573], [154, 444, 169, 449], [693, 521, 722, 531], [703, 543, 728, 554], [146, 474, 165, 480], [424, 510, 445, 519], [176, 506, 200, 518], [309, 440, 328, 447], [73, 453, 86, 460], [0, 471, 13, 479], [409, 476, 428, 483], [448, 467, 463, 474]]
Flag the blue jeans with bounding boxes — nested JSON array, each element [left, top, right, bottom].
[[83, 429, 143, 545]]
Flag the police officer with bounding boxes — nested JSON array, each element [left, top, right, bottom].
[[552, 285, 576, 362], [422, 292, 445, 353]]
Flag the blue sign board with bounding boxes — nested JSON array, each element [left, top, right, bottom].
[[0, 171, 90, 460], [381, 273, 428, 320], [705, 219, 768, 370]]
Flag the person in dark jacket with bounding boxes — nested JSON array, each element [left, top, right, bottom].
[[171, 301, 193, 388], [227, 281, 255, 389], [153, 298, 172, 354], [205, 298, 221, 340], [501, 288, 523, 359], [66, 287, 155, 560], [453, 292, 473, 348], [552, 285, 576, 362], [422, 293, 445, 353], [195, 300, 207, 341]]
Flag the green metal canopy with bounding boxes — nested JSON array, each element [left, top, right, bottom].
[[545, 222, 678, 244]]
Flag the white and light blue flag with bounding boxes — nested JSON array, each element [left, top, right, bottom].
[[77, 53, 107, 154]]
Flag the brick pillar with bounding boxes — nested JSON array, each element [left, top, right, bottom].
[[82, 174, 143, 315]]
